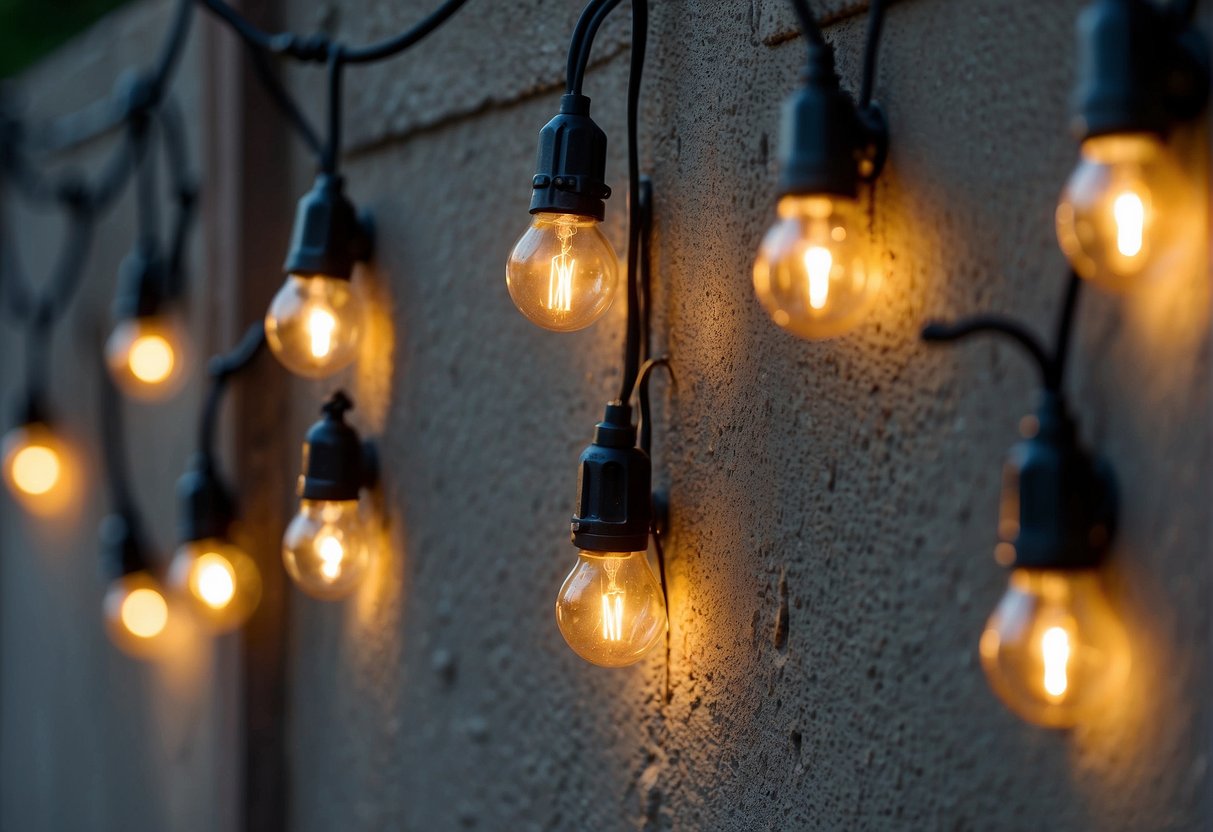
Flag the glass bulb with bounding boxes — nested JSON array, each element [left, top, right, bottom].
[[753, 195, 877, 339], [103, 570, 174, 659], [1056, 133, 1199, 292], [265, 275, 363, 378], [506, 213, 619, 331], [555, 550, 666, 667], [282, 499, 371, 600], [105, 314, 190, 401], [979, 569, 1130, 728], [1, 422, 77, 515], [168, 538, 262, 633]]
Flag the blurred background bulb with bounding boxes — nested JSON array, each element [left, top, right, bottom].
[[265, 275, 363, 378], [555, 550, 666, 667], [168, 538, 262, 633], [103, 571, 174, 659], [1056, 133, 1199, 292], [105, 314, 190, 400], [979, 569, 1130, 728], [506, 213, 619, 331], [754, 195, 877, 339], [282, 499, 371, 600], [2, 423, 77, 515]]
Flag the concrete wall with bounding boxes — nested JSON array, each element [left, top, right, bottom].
[[2, 0, 1211, 830]]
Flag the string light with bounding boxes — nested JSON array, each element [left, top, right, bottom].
[[1055, 0, 1208, 291], [282, 392, 377, 600], [753, 0, 889, 339], [923, 271, 1130, 727]]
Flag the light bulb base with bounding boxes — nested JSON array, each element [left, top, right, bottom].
[[296, 390, 375, 501], [177, 453, 235, 543], [571, 403, 652, 553], [112, 240, 167, 321], [282, 174, 374, 281], [527, 94, 611, 222], [100, 511, 153, 579], [1000, 392, 1117, 570], [1071, 0, 1210, 139]]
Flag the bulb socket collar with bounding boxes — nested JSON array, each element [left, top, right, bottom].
[[1072, 0, 1210, 139], [282, 174, 374, 281], [297, 390, 377, 501], [1001, 392, 1117, 570], [111, 240, 167, 320], [528, 94, 611, 222], [571, 403, 652, 553], [777, 49, 887, 199], [177, 452, 235, 543], [100, 511, 152, 579]]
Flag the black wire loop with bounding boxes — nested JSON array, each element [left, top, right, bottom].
[[199, 323, 267, 459]]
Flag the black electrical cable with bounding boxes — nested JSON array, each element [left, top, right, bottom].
[[98, 340, 137, 514], [246, 46, 324, 158], [568, 0, 623, 97], [617, 0, 648, 403], [566, 0, 613, 93], [1051, 270, 1083, 392], [322, 46, 345, 175], [198, 322, 266, 460], [858, 0, 887, 109], [787, 0, 828, 53], [199, 0, 469, 64], [922, 316, 1054, 390], [155, 100, 199, 299], [133, 119, 161, 247]]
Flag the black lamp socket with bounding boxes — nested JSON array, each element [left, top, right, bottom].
[[778, 48, 888, 199], [1001, 392, 1117, 571], [1072, 0, 1210, 139], [177, 452, 235, 544], [111, 241, 167, 321], [528, 94, 611, 222], [99, 511, 152, 579], [297, 390, 377, 502], [570, 402, 652, 553], [282, 174, 375, 281]]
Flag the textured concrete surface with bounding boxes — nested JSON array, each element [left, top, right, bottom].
[[2, 0, 1211, 830]]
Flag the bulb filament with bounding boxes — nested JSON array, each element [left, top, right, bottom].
[[308, 308, 337, 358], [804, 246, 833, 310], [548, 222, 576, 313], [601, 558, 624, 642], [1113, 191, 1145, 258], [129, 334, 175, 384], [11, 444, 61, 495], [318, 534, 344, 582], [1041, 626, 1071, 699]]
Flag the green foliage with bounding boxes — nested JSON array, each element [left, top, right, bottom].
[[0, 0, 131, 78]]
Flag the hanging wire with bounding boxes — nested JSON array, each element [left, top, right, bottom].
[[787, 0, 828, 55], [198, 323, 267, 460], [858, 0, 887, 109]]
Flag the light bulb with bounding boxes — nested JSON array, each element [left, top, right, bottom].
[[265, 275, 363, 378], [103, 570, 173, 659], [168, 538, 262, 633], [979, 568, 1130, 728], [105, 314, 190, 400], [754, 194, 877, 339], [506, 213, 619, 331], [1, 422, 76, 515], [282, 499, 371, 600], [1056, 133, 1199, 292], [555, 550, 666, 667]]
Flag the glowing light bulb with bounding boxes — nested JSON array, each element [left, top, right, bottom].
[[754, 195, 877, 339], [265, 275, 363, 378], [1056, 133, 1199, 292], [555, 550, 666, 667], [1, 422, 76, 515], [282, 499, 371, 600], [979, 569, 1130, 728], [105, 315, 189, 400], [506, 213, 619, 331], [103, 571, 173, 659], [168, 538, 262, 633]]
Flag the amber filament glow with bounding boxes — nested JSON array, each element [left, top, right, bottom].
[[753, 195, 877, 339], [1056, 133, 1200, 292], [556, 551, 666, 667], [2, 423, 77, 515], [104, 571, 176, 658], [282, 499, 371, 600], [980, 569, 1129, 728], [121, 588, 169, 638], [168, 540, 262, 632], [105, 315, 189, 400], [506, 213, 618, 331], [265, 275, 363, 378]]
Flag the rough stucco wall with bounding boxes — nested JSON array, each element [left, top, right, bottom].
[[279, 0, 1211, 831], [0, 4, 237, 831]]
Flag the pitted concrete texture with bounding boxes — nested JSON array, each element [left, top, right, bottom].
[[282, 0, 1212, 830]]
